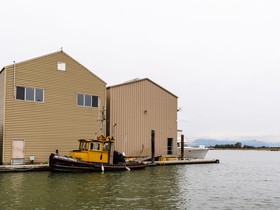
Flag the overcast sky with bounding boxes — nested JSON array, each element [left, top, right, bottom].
[[1, 0, 280, 143]]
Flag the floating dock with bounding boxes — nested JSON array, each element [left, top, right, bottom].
[[0, 164, 49, 172], [144, 158, 220, 166]]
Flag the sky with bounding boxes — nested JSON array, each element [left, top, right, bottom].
[[1, 0, 280, 143]]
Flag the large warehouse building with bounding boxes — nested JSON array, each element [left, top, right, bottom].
[[106, 78, 178, 158]]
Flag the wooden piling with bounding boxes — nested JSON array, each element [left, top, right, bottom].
[[181, 134, 184, 160], [151, 129, 155, 164]]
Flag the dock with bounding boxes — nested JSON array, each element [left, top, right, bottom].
[[0, 164, 49, 172], [144, 158, 220, 166]]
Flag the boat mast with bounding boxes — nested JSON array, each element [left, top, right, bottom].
[[97, 106, 106, 136]]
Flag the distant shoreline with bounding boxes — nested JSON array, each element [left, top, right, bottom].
[[211, 148, 280, 151]]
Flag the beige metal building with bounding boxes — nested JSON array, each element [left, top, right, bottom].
[[0, 51, 106, 165], [106, 78, 178, 157]]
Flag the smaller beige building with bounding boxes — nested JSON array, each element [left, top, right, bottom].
[[106, 78, 178, 157]]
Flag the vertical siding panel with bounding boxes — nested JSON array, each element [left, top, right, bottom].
[[0, 70, 5, 163]]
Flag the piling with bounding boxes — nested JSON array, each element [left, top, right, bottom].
[[151, 129, 155, 164], [181, 134, 184, 160]]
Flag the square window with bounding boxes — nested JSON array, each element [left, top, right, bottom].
[[77, 94, 84, 106], [26, 87, 34, 101], [16, 86, 25, 100], [57, 62, 66, 71]]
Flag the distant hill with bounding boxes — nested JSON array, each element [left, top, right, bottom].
[[192, 139, 280, 147]]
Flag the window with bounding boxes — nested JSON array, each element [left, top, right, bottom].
[[77, 93, 99, 108], [16, 86, 25, 100], [26, 87, 34, 101], [35, 89, 44, 102], [16, 86, 44, 102], [77, 94, 84, 106], [90, 142, 100, 151], [85, 95, 91, 107], [92, 96, 98, 107]]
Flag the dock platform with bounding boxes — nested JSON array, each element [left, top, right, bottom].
[[0, 164, 49, 172], [144, 158, 220, 166]]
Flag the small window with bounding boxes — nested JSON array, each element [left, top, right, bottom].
[[92, 96, 98, 107], [26, 87, 34, 101], [85, 95, 92, 107], [16, 86, 25, 100], [35, 89, 44, 102], [77, 94, 84, 106], [57, 62, 66, 71], [91, 142, 100, 151], [103, 143, 109, 151]]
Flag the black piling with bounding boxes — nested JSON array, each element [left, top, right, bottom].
[[181, 134, 184, 160], [151, 129, 155, 164]]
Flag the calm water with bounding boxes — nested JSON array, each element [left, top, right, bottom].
[[0, 150, 279, 210]]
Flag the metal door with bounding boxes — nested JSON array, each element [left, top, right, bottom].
[[167, 138, 173, 155]]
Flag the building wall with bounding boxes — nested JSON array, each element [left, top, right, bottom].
[[107, 79, 177, 157], [2, 51, 106, 164], [0, 69, 5, 163]]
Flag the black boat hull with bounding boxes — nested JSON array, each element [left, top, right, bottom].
[[49, 153, 146, 172]]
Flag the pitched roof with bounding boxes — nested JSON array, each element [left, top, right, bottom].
[[107, 78, 178, 98], [1, 50, 106, 84]]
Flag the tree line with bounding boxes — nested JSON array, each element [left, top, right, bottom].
[[212, 142, 278, 149]]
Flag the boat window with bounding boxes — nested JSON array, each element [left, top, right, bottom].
[[90, 142, 100, 151], [103, 143, 109, 151], [79, 141, 89, 150]]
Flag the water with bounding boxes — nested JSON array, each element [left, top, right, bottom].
[[0, 150, 279, 210]]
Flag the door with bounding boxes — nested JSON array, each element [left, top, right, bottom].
[[12, 139, 25, 165], [167, 138, 173, 155]]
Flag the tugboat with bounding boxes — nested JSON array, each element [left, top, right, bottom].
[[49, 135, 146, 172]]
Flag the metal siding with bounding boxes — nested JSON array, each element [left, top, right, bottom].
[[3, 52, 106, 164], [108, 79, 177, 157]]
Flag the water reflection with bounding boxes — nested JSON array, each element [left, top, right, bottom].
[[0, 173, 25, 209], [45, 167, 186, 209]]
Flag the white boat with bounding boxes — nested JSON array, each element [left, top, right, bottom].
[[177, 141, 209, 159]]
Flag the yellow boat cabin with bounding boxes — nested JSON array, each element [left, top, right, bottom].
[[68, 136, 115, 164]]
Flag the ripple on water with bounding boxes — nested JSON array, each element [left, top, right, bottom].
[[0, 150, 279, 209]]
